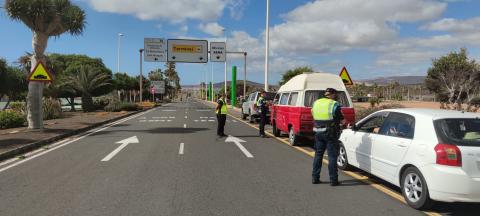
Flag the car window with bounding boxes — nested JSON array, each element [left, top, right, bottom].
[[279, 93, 290, 105], [288, 92, 298, 105], [304, 90, 350, 107], [250, 93, 256, 102], [265, 92, 276, 100], [379, 112, 415, 139], [434, 118, 480, 147], [273, 94, 280, 104], [357, 114, 387, 134]]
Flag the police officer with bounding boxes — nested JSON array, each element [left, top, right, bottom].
[[216, 94, 228, 138], [256, 91, 268, 138], [311, 88, 344, 186]]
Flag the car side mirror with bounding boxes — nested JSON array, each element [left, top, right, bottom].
[[347, 123, 357, 131]]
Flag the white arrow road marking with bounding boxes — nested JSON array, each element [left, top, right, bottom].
[[101, 136, 139, 162], [179, 143, 184, 155], [225, 135, 254, 158]]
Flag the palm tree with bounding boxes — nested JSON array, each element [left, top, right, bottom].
[[70, 66, 111, 112], [5, 0, 86, 129]]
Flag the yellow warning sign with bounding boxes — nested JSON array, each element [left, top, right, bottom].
[[28, 62, 53, 82], [339, 66, 353, 85], [172, 44, 202, 53]]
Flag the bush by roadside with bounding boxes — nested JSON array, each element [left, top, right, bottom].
[[43, 98, 62, 120], [355, 103, 405, 120], [0, 111, 25, 129], [104, 102, 139, 112]]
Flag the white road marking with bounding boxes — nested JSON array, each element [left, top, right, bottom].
[[185, 116, 188, 119], [208, 120, 215, 122], [169, 117, 175, 119], [101, 136, 139, 162], [138, 117, 146, 119], [232, 120, 237, 122], [152, 117, 161, 119], [209, 117, 215, 119], [179, 143, 184, 155], [225, 135, 254, 158], [148, 120, 155, 122], [167, 120, 172, 122], [0, 109, 154, 173], [201, 120, 207, 122], [194, 120, 199, 122], [139, 120, 147, 122], [184, 124, 187, 128], [162, 110, 176, 112]]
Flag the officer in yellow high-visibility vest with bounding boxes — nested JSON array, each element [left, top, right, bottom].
[[311, 88, 344, 186], [216, 94, 228, 138]]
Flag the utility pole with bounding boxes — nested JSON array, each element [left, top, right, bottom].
[[223, 29, 228, 97], [139, 49, 144, 102], [117, 33, 124, 73], [264, 0, 270, 92], [244, 52, 247, 99]]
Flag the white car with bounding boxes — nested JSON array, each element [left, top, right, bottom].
[[338, 108, 480, 210]]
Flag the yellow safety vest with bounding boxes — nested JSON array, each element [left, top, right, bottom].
[[256, 96, 264, 107], [216, 99, 228, 115], [312, 98, 337, 121]]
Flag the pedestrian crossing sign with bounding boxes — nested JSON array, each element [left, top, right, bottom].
[[28, 62, 53, 82], [339, 66, 353, 85]]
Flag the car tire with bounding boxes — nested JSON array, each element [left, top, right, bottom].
[[241, 109, 247, 120], [401, 167, 434, 210], [272, 121, 281, 137], [337, 144, 350, 170], [249, 111, 255, 123], [288, 127, 298, 146]]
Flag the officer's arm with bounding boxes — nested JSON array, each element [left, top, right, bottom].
[[334, 104, 344, 121], [216, 100, 223, 111]]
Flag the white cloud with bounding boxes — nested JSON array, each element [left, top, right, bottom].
[[423, 17, 480, 33], [226, 0, 248, 20], [198, 22, 225, 37], [270, 0, 447, 54], [87, 0, 227, 22]]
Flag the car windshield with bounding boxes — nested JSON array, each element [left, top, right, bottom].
[[434, 118, 480, 146], [304, 90, 350, 107]]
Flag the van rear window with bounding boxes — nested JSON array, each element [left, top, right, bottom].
[[304, 90, 350, 107], [434, 118, 480, 146]]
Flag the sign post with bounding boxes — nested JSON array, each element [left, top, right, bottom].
[[144, 38, 166, 62], [231, 66, 237, 106]]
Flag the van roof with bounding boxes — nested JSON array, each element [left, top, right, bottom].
[[278, 72, 347, 92]]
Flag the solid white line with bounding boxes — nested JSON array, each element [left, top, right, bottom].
[[184, 124, 187, 128], [179, 143, 184, 155], [101, 142, 129, 162], [233, 142, 254, 158], [0, 109, 153, 174]]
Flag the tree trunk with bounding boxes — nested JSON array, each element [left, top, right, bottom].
[[27, 32, 48, 129], [70, 97, 76, 112], [3, 98, 11, 111], [81, 94, 94, 112]]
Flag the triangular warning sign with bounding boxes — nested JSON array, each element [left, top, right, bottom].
[[28, 62, 53, 82], [339, 66, 353, 85]]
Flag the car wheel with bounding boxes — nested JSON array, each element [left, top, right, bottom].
[[272, 122, 281, 137], [337, 144, 350, 170], [401, 167, 433, 210], [288, 127, 298, 146], [249, 111, 255, 123], [241, 109, 247, 120]]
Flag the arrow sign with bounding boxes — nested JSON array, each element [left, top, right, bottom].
[[225, 135, 254, 158], [101, 136, 139, 162]]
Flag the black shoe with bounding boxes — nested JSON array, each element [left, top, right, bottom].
[[330, 181, 340, 186], [260, 134, 266, 138], [221, 134, 228, 137], [312, 178, 321, 184]]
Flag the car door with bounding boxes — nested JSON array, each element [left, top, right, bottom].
[[242, 95, 249, 114], [346, 112, 388, 172], [371, 112, 415, 183]]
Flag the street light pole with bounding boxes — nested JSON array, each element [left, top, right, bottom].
[[244, 52, 247, 98], [264, 0, 270, 92], [223, 29, 228, 98], [117, 33, 124, 73], [139, 49, 144, 102]]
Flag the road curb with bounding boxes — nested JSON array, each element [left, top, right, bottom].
[[0, 108, 150, 162]]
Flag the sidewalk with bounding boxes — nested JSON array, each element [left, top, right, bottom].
[[0, 110, 143, 161]]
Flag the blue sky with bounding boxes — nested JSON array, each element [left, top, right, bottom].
[[1, 0, 480, 86]]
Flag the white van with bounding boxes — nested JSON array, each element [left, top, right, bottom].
[[270, 72, 355, 145]]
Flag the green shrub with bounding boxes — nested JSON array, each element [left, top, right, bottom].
[[10, 102, 27, 116], [43, 98, 62, 120], [368, 97, 382, 108], [0, 111, 26, 129], [93, 96, 112, 110], [104, 102, 138, 112], [356, 103, 404, 120]]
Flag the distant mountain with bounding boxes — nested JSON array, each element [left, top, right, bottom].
[[358, 76, 426, 86]]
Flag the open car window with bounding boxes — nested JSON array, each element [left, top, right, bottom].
[[357, 113, 388, 134], [379, 112, 415, 139]]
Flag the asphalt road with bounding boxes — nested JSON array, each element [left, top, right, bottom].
[[0, 100, 436, 216]]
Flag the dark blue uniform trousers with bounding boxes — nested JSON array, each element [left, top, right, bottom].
[[312, 131, 339, 182]]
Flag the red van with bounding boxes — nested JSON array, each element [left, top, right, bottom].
[[270, 72, 355, 145]]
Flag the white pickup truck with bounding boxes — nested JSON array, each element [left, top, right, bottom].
[[241, 91, 276, 123]]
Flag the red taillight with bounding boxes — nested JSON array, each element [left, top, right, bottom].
[[434, 144, 462, 167]]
